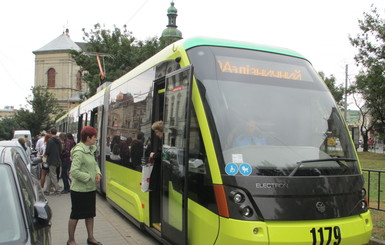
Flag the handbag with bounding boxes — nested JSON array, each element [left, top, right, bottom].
[[141, 163, 153, 192], [110, 153, 121, 161], [42, 156, 49, 170]]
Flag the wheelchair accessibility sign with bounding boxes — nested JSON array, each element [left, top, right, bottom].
[[225, 163, 238, 176], [225, 163, 252, 176]]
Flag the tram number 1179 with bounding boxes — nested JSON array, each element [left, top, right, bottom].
[[310, 226, 341, 245]]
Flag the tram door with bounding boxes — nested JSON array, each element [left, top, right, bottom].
[[96, 105, 106, 194], [161, 66, 193, 245]]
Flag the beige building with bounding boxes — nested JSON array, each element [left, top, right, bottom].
[[0, 106, 17, 120], [33, 1, 181, 114], [32, 29, 88, 112]]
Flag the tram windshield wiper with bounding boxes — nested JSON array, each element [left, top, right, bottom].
[[288, 157, 356, 176]]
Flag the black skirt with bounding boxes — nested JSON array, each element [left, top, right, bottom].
[[70, 190, 96, 219]]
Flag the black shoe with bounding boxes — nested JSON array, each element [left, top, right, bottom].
[[61, 190, 70, 194], [52, 190, 61, 196], [87, 239, 102, 245]]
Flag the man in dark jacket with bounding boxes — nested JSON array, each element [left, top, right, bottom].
[[44, 128, 62, 195]]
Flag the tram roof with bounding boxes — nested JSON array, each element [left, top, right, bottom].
[[109, 37, 307, 91], [182, 37, 305, 59], [78, 87, 106, 114], [57, 37, 308, 123], [56, 105, 78, 122]]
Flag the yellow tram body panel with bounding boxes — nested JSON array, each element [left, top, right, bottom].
[[214, 211, 372, 245], [187, 200, 219, 245], [105, 161, 150, 225]]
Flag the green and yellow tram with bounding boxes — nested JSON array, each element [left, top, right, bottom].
[[57, 37, 372, 244]]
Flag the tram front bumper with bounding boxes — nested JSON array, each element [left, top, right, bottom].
[[214, 212, 372, 245]]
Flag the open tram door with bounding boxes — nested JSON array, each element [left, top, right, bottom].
[[160, 65, 193, 245]]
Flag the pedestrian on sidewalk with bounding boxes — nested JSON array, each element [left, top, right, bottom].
[[67, 126, 102, 245], [40, 134, 52, 188], [17, 136, 28, 151], [45, 128, 62, 194], [59, 132, 75, 194], [36, 131, 46, 155]]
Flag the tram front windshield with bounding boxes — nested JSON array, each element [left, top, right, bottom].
[[187, 46, 360, 177]]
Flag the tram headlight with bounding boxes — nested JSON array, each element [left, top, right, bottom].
[[240, 205, 253, 217], [230, 191, 244, 204], [361, 188, 367, 198], [234, 193, 243, 203], [361, 187, 369, 210], [361, 200, 367, 210], [225, 186, 258, 220]]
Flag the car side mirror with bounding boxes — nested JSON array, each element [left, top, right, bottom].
[[32, 157, 42, 166], [34, 201, 52, 226]]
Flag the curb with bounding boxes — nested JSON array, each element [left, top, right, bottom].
[[370, 238, 385, 245]]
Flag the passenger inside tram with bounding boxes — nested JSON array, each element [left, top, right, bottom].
[[231, 118, 267, 147]]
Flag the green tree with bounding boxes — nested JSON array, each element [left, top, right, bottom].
[[14, 86, 63, 137], [0, 117, 20, 140], [318, 72, 345, 107], [349, 5, 385, 151], [351, 68, 385, 151], [71, 24, 163, 97]]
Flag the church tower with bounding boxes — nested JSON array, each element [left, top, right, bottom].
[[160, 1, 182, 44], [32, 29, 87, 111]]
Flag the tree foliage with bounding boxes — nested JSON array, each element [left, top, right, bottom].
[[0, 86, 62, 138], [349, 5, 385, 150], [0, 117, 20, 140], [13, 86, 63, 136], [318, 72, 345, 107], [71, 24, 165, 97], [350, 6, 385, 69]]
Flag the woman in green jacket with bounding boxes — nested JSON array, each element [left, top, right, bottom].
[[67, 126, 102, 245]]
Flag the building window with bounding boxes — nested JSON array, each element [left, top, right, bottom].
[[47, 68, 56, 87], [76, 71, 82, 90]]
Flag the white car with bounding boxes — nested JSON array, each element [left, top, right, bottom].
[[0, 145, 52, 244], [0, 140, 41, 180]]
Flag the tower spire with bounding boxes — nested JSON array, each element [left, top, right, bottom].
[[161, 1, 182, 41], [167, 1, 177, 28]]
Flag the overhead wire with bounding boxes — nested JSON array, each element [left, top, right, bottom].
[[0, 51, 25, 90], [125, 0, 151, 25]]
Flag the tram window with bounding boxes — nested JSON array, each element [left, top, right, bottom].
[[106, 67, 155, 170], [188, 109, 217, 213]]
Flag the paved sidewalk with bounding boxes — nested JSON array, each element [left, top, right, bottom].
[[46, 192, 159, 245]]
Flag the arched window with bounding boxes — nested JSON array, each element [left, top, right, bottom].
[[47, 68, 56, 87], [76, 71, 82, 90]]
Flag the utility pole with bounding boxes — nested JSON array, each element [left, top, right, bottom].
[[344, 64, 348, 120]]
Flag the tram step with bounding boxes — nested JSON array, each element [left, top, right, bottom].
[[152, 223, 161, 231]]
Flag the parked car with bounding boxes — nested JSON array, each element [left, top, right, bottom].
[[13, 130, 32, 141], [13, 130, 33, 148], [0, 145, 52, 245], [0, 140, 41, 180]]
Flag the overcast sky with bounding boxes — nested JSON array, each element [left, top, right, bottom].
[[0, 0, 384, 109]]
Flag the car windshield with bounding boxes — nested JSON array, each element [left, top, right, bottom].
[[0, 165, 26, 244], [188, 46, 360, 176], [13, 134, 26, 139]]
